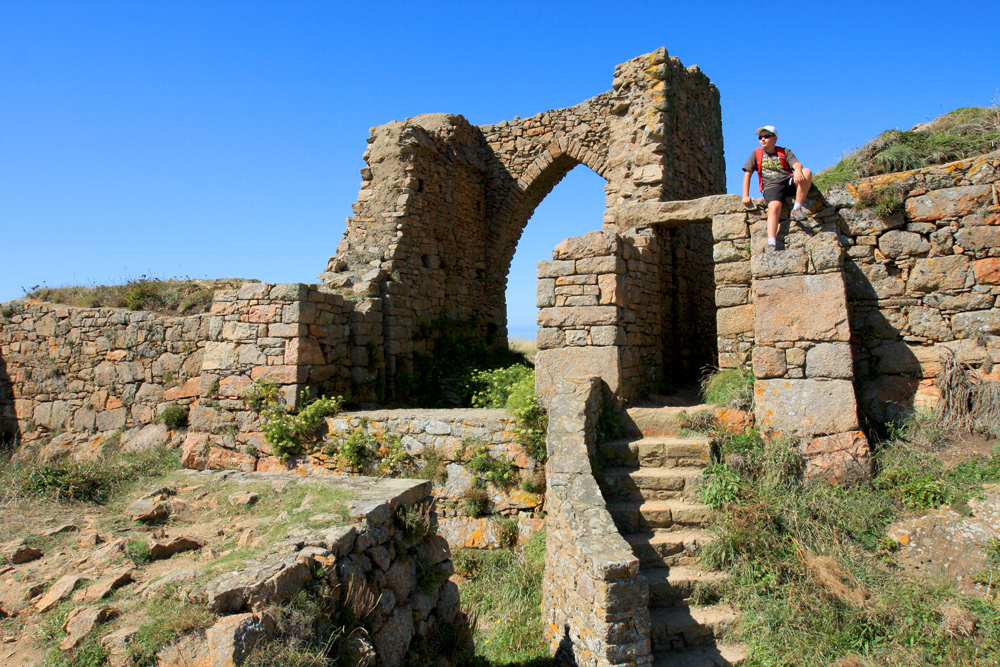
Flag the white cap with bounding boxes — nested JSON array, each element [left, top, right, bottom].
[[756, 125, 778, 137]]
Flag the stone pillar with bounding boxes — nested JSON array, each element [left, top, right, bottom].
[[748, 221, 871, 483]]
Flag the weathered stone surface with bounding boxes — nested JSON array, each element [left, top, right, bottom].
[[844, 261, 905, 299], [955, 226, 1000, 251], [373, 604, 414, 667], [753, 274, 850, 344], [716, 305, 754, 335], [205, 612, 274, 666], [126, 499, 171, 523], [755, 379, 860, 438], [907, 306, 952, 340], [537, 306, 619, 327], [36, 574, 92, 612], [805, 343, 854, 379], [750, 249, 808, 278], [2, 539, 43, 564], [974, 258, 1000, 285], [208, 446, 256, 471], [77, 567, 133, 603], [228, 491, 259, 506], [61, 606, 115, 651], [879, 230, 930, 258], [553, 232, 618, 260], [148, 536, 203, 560], [802, 431, 871, 484], [610, 195, 745, 227], [715, 261, 752, 284], [535, 347, 620, 406], [156, 632, 211, 667], [536, 260, 576, 278], [907, 255, 971, 292], [752, 346, 787, 379], [181, 433, 211, 470], [906, 185, 991, 221], [952, 309, 1000, 337], [205, 555, 313, 613]]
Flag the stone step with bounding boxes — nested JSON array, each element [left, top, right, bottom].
[[606, 499, 712, 533], [626, 404, 716, 438], [649, 604, 738, 653], [643, 566, 729, 607], [625, 529, 716, 567], [598, 436, 712, 468], [652, 644, 748, 667], [598, 466, 703, 501]]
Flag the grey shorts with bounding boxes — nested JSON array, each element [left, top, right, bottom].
[[763, 177, 795, 204]]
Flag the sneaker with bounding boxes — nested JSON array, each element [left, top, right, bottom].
[[790, 207, 811, 222]]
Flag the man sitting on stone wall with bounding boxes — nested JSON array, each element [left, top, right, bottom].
[[741, 125, 813, 252]]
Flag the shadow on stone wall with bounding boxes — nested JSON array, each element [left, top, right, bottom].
[[0, 347, 19, 452]]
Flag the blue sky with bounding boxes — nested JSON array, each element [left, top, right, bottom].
[[2, 1, 998, 338]]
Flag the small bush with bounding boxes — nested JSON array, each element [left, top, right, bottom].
[[521, 470, 545, 495], [241, 381, 343, 460], [857, 183, 906, 218], [506, 371, 548, 462], [596, 401, 629, 443], [701, 366, 754, 410], [156, 404, 189, 429], [701, 462, 741, 509], [467, 364, 534, 409], [416, 446, 448, 484], [461, 441, 518, 490]]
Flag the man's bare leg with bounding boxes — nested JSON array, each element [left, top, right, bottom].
[[767, 200, 782, 249], [794, 167, 814, 206]]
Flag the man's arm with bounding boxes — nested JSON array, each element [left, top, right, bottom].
[[741, 171, 754, 207]]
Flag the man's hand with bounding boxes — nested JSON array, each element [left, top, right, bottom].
[[742, 195, 754, 207], [793, 167, 808, 186]]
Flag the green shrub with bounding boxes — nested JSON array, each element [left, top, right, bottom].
[[156, 404, 189, 429], [466, 364, 534, 409], [125, 538, 153, 565], [506, 370, 548, 462], [596, 401, 629, 443], [492, 515, 520, 547], [241, 381, 343, 460], [325, 426, 414, 475], [461, 441, 518, 490]]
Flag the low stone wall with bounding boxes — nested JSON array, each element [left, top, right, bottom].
[[182, 408, 545, 549], [0, 301, 208, 450], [157, 471, 460, 667], [543, 376, 650, 667]]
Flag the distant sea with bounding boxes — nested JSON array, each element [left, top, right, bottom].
[[507, 325, 537, 341]]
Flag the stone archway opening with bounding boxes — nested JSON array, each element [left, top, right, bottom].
[[503, 165, 610, 342]]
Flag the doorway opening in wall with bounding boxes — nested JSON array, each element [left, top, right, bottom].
[[504, 165, 608, 355]]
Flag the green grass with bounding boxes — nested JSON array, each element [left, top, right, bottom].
[[814, 105, 1000, 191], [126, 598, 217, 667], [0, 445, 181, 505], [453, 532, 552, 666], [700, 366, 754, 410], [702, 422, 1000, 666], [23, 277, 253, 314]]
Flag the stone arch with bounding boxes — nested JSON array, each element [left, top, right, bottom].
[[317, 48, 725, 399], [483, 138, 611, 322]]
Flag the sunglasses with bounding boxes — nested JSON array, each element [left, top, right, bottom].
[[758, 134, 775, 140]]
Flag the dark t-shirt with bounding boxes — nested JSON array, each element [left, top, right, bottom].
[[743, 147, 801, 190]]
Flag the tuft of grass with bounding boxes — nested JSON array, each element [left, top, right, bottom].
[[156, 404, 189, 429], [700, 366, 754, 410], [815, 105, 1000, 192], [0, 445, 181, 505], [24, 277, 253, 314], [453, 531, 551, 665], [463, 487, 491, 518], [127, 598, 217, 667]]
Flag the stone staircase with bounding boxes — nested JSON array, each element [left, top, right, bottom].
[[597, 403, 747, 667]]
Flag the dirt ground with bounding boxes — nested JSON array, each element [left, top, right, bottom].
[[0, 470, 354, 665]]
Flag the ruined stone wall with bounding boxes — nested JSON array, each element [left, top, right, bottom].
[[833, 151, 1000, 422], [318, 48, 724, 400], [0, 301, 208, 448], [543, 376, 650, 667]]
